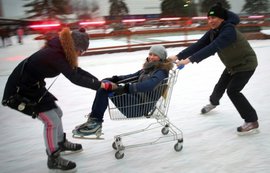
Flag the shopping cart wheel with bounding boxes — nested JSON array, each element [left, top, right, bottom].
[[115, 151, 124, 159], [161, 126, 169, 135], [174, 142, 183, 152], [112, 142, 117, 150]]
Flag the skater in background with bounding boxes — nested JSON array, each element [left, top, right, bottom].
[[0, 27, 5, 47], [169, 3, 259, 135], [16, 27, 24, 44], [0, 27, 10, 47], [4, 26, 12, 46], [2, 27, 116, 171], [73, 45, 173, 137]]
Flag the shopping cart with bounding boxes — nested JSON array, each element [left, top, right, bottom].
[[108, 66, 184, 159]]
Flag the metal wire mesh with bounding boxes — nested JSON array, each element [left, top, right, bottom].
[[108, 68, 178, 120]]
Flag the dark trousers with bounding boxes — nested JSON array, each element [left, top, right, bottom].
[[209, 69, 258, 122], [91, 89, 156, 122], [91, 89, 109, 122]]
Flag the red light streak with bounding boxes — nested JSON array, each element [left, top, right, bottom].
[[79, 21, 106, 26], [29, 23, 61, 29], [192, 16, 207, 20], [122, 19, 146, 23], [248, 15, 264, 19], [160, 17, 181, 21]]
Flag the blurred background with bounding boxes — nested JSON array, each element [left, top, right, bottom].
[[0, 0, 270, 54]]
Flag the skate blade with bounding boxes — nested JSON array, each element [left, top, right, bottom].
[[72, 134, 104, 140], [49, 167, 77, 173], [237, 128, 260, 136]]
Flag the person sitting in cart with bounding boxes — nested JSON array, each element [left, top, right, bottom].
[[73, 45, 173, 137]]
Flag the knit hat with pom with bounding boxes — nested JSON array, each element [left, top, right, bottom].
[[71, 28, 89, 51]]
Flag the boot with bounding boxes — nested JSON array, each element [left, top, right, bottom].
[[201, 103, 216, 114], [59, 133, 83, 154], [237, 121, 259, 135], [47, 149, 76, 171]]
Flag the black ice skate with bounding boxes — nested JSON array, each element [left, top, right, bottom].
[[201, 103, 216, 114], [59, 133, 83, 155], [47, 149, 76, 172]]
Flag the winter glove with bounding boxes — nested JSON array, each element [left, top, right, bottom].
[[104, 82, 112, 90], [102, 82, 118, 91], [102, 75, 119, 83], [114, 84, 129, 95]]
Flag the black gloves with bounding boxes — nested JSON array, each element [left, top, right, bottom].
[[114, 84, 129, 95], [102, 75, 119, 83]]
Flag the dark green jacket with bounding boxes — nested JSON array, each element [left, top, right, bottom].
[[218, 29, 257, 74], [177, 10, 258, 74]]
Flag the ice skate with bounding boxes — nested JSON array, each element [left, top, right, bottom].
[[72, 118, 104, 140], [74, 113, 91, 129], [201, 103, 216, 114], [47, 149, 77, 172], [237, 121, 259, 136], [59, 133, 83, 155]]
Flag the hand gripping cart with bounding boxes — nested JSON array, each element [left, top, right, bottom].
[[107, 66, 184, 159]]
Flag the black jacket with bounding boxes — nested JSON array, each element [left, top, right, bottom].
[[2, 31, 101, 113]]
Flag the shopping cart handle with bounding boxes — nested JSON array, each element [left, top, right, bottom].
[[177, 64, 185, 70]]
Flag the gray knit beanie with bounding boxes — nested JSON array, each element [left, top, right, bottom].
[[149, 45, 167, 60], [71, 28, 89, 51]]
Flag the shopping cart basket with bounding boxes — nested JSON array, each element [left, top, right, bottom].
[[108, 66, 183, 159]]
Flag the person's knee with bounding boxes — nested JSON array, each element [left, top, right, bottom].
[[39, 110, 62, 127], [40, 115, 59, 128], [97, 88, 110, 97], [226, 88, 239, 98], [55, 106, 63, 118]]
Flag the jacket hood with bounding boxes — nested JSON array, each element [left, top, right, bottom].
[[226, 10, 240, 25], [143, 58, 173, 73]]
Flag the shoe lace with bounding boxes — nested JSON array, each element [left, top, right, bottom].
[[203, 104, 215, 111], [75, 114, 94, 129], [55, 156, 70, 167], [241, 122, 258, 130], [242, 123, 249, 129], [206, 104, 215, 108], [63, 140, 78, 150]]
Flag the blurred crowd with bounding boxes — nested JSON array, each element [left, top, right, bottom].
[[0, 26, 24, 47]]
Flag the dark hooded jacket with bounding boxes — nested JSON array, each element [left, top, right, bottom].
[[110, 58, 173, 117], [177, 10, 257, 74], [118, 59, 173, 93], [2, 28, 101, 113]]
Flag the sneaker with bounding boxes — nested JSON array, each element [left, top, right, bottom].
[[237, 121, 259, 135], [47, 149, 76, 171], [75, 118, 102, 136], [59, 133, 82, 154], [201, 103, 216, 114]]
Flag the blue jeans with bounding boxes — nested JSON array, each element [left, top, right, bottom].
[[91, 89, 159, 122]]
